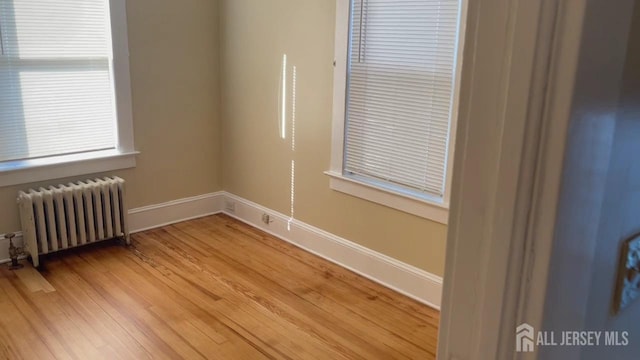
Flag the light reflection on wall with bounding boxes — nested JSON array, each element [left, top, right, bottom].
[[279, 53, 298, 230], [288, 66, 297, 230], [280, 54, 287, 140]]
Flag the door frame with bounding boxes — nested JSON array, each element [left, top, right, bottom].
[[437, 0, 588, 358]]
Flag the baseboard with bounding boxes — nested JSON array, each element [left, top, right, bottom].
[[128, 192, 225, 233], [223, 193, 443, 309], [1, 190, 443, 309]]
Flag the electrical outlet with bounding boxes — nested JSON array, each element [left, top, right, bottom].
[[224, 200, 235, 213], [262, 213, 271, 225], [615, 235, 640, 313]]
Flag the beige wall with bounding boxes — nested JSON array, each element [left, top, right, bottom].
[[0, 0, 222, 233], [220, 0, 447, 275]]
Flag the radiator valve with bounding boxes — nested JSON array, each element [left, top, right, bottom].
[[6, 233, 24, 270]]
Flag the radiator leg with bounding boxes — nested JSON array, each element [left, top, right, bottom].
[[117, 234, 131, 246], [29, 254, 40, 269]]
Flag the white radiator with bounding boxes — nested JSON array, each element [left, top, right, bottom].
[[17, 177, 130, 267]]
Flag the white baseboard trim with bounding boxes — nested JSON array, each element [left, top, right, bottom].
[[128, 192, 225, 233], [223, 193, 443, 309], [1, 190, 442, 309]]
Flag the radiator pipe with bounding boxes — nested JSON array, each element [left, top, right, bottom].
[[6, 233, 24, 270]]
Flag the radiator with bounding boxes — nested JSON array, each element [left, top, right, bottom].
[[17, 177, 130, 267]]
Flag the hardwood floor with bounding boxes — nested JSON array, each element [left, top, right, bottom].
[[0, 214, 439, 359]]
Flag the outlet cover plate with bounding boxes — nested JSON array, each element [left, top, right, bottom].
[[614, 235, 640, 313]]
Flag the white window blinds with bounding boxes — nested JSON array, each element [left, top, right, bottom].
[[0, 0, 117, 163], [344, 0, 460, 198]]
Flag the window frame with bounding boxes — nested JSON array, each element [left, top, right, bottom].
[[0, 0, 136, 187], [325, 0, 466, 225]]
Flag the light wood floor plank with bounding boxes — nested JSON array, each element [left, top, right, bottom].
[[0, 214, 439, 359], [151, 225, 427, 359], [131, 233, 348, 360], [177, 219, 438, 344], [200, 216, 438, 325]]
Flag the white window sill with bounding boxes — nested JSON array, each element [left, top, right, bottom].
[[325, 171, 449, 224], [0, 150, 138, 187]]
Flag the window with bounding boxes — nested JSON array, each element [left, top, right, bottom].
[[0, 0, 135, 187], [327, 0, 465, 224]]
